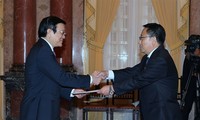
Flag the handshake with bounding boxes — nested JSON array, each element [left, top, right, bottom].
[[91, 70, 108, 85], [73, 70, 115, 99]]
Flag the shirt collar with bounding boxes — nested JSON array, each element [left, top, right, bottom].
[[41, 37, 54, 52], [147, 47, 158, 58]]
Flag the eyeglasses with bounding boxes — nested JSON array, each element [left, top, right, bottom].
[[139, 36, 151, 40], [56, 30, 66, 36]]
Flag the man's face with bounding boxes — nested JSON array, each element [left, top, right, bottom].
[[138, 28, 155, 55], [48, 23, 66, 47]]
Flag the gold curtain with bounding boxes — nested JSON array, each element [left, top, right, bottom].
[[178, 0, 189, 41], [85, 0, 120, 73], [151, 0, 186, 76], [151, 0, 183, 50]]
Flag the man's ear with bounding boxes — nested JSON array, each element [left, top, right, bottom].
[[152, 36, 156, 41], [47, 29, 52, 34], [196, 48, 200, 56], [151, 36, 157, 43], [151, 36, 157, 45]]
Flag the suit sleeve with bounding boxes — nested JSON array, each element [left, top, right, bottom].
[[113, 55, 147, 82], [37, 46, 90, 89], [60, 87, 73, 100], [113, 57, 168, 95]]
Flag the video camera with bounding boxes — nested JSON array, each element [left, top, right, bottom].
[[184, 34, 200, 72]]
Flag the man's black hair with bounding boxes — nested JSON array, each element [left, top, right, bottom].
[[38, 16, 66, 38]]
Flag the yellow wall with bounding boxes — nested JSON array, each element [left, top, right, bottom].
[[0, 0, 5, 120]]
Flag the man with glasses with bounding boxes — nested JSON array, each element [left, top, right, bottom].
[[20, 16, 101, 120], [97, 23, 182, 120]]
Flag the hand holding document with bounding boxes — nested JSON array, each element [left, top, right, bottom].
[[72, 89, 100, 95], [73, 89, 109, 103]]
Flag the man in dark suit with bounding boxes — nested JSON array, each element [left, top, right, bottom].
[[98, 23, 182, 120], [20, 16, 101, 120], [181, 35, 200, 120]]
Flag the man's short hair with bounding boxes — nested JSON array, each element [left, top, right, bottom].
[[143, 23, 166, 44], [38, 16, 66, 38]]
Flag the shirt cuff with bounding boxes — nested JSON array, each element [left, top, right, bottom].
[[70, 89, 75, 97], [90, 75, 93, 84], [107, 70, 114, 80]]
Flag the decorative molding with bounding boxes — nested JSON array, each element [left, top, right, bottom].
[[0, 0, 3, 47], [0, 39, 2, 48], [0, 17, 3, 47], [85, 0, 96, 44]]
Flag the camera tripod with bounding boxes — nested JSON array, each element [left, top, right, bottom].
[[181, 64, 200, 120]]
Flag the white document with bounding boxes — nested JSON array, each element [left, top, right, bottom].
[[72, 89, 100, 95]]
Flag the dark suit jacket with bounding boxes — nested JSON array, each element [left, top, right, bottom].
[[113, 45, 182, 120], [20, 38, 90, 120], [181, 55, 199, 120]]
